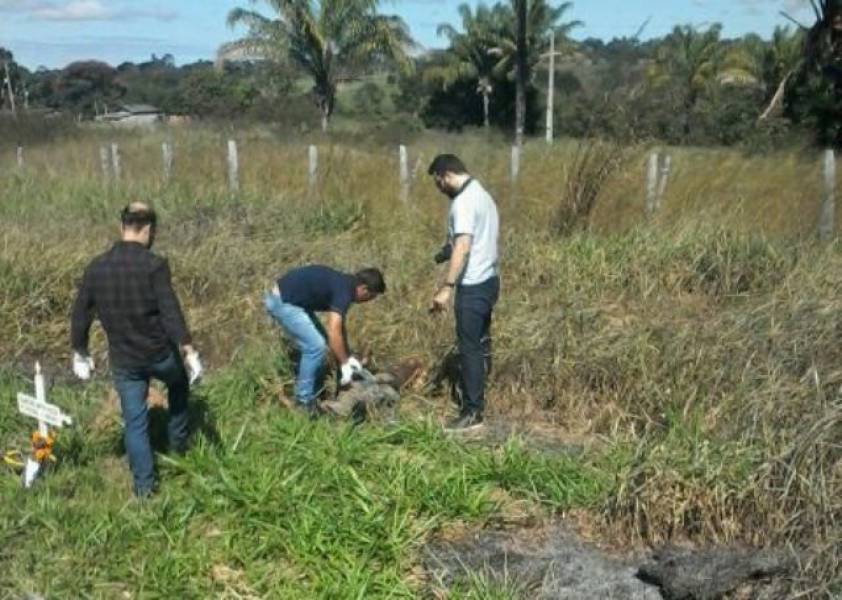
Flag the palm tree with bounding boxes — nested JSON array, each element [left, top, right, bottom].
[[758, 27, 804, 121], [428, 3, 502, 129], [800, 0, 842, 73], [785, 0, 842, 144], [493, 0, 581, 145], [648, 24, 725, 141], [222, 0, 414, 132], [483, 1, 581, 80], [428, 0, 579, 137], [514, 0, 527, 148], [722, 33, 766, 86]]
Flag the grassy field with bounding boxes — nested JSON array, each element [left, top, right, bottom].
[[0, 372, 606, 597], [0, 127, 840, 597]]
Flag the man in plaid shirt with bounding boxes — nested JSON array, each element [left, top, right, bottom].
[[70, 202, 202, 497]]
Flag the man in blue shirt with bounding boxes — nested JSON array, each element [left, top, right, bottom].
[[264, 265, 386, 413]]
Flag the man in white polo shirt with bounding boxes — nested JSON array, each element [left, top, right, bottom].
[[428, 154, 500, 431]]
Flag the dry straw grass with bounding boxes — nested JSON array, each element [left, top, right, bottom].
[[1, 126, 840, 594]]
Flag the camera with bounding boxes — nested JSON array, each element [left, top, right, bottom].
[[434, 243, 452, 264]]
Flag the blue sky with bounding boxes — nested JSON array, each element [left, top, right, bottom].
[[0, 0, 815, 69]]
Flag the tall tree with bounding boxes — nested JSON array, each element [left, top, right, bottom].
[[648, 24, 725, 141], [223, 0, 414, 132], [483, 1, 581, 83], [786, 0, 842, 145], [429, 0, 579, 134], [800, 0, 842, 76], [485, 0, 580, 143], [0, 48, 29, 115], [429, 3, 503, 129], [758, 26, 804, 121], [53, 61, 125, 117], [514, 0, 527, 147]]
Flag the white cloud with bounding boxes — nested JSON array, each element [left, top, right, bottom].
[[122, 6, 178, 22], [32, 0, 109, 20], [0, 0, 178, 21]]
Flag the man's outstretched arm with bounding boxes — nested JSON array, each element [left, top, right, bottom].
[[325, 311, 349, 365]]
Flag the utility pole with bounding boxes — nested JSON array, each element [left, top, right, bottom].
[[3, 60, 17, 119], [539, 30, 564, 145]]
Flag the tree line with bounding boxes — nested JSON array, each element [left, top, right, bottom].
[[2, 0, 841, 149]]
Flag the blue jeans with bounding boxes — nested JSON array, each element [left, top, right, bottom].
[[455, 276, 500, 415], [264, 292, 327, 405], [112, 351, 190, 496]]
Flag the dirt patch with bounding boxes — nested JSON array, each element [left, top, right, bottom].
[[475, 418, 593, 456], [424, 522, 662, 599], [424, 523, 795, 599], [638, 545, 794, 600]]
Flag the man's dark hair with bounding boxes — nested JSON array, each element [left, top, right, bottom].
[[354, 268, 386, 294], [120, 205, 157, 231], [428, 154, 468, 177]]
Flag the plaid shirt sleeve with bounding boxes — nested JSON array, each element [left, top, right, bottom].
[[70, 265, 96, 355], [151, 258, 192, 347]]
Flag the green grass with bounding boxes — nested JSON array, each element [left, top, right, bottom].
[[0, 128, 840, 595], [0, 361, 607, 598], [446, 571, 531, 600]]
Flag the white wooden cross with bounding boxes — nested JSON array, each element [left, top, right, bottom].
[[16, 362, 73, 487]]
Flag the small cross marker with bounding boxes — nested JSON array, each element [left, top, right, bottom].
[[16, 363, 73, 488]]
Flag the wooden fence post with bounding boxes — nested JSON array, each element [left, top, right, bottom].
[[110, 143, 121, 182], [511, 145, 520, 184], [227, 139, 239, 193], [819, 148, 836, 242], [645, 151, 659, 215], [399, 144, 409, 203], [656, 153, 671, 211], [162, 142, 173, 182], [308, 145, 318, 193], [100, 146, 110, 181]]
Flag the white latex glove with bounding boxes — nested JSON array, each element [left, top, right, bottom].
[[72, 352, 94, 381], [338, 363, 352, 387], [347, 356, 363, 374], [186, 350, 203, 385], [340, 357, 364, 387]]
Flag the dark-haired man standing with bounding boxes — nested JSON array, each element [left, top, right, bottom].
[[264, 265, 386, 413], [71, 202, 202, 497], [428, 154, 500, 432]]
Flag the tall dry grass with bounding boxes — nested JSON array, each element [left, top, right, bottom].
[[0, 126, 839, 594]]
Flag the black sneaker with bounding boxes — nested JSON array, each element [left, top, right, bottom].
[[444, 412, 484, 432]]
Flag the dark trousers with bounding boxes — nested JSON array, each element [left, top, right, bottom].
[[112, 351, 190, 496], [455, 276, 499, 415]]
